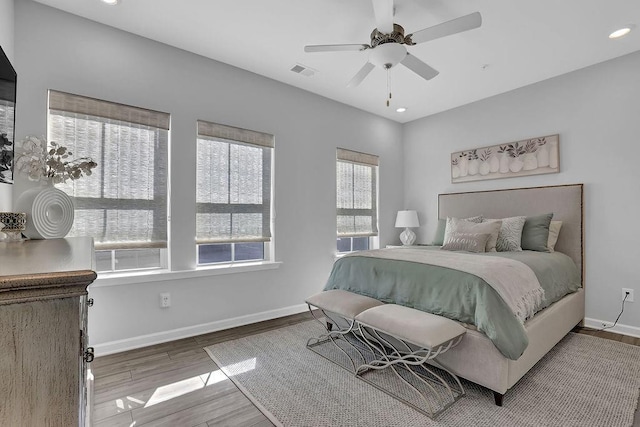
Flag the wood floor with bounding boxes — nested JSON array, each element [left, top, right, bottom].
[[92, 314, 640, 426]]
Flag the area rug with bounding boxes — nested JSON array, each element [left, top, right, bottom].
[[204, 320, 640, 427]]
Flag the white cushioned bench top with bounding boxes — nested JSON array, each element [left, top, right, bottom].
[[306, 290, 383, 320], [356, 304, 466, 350]]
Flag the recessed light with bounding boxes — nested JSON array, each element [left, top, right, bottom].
[[101, 0, 119, 5], [396, 107, 407, 113], [609, 26, 634, 39]]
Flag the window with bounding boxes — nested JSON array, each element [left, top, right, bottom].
[[48, 90, 170, 272], [0, 98, 15, 184], [196, 120, 273, 265], [336, 148, 378, 253]]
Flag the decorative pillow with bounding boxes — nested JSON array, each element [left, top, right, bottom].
[[441, 232, 490, 253], [432, 215, 482, 245], [484, 216, 527, 252], [521, 213, 554, 252], [432, 219, 447, 246], [547, 221, 563, 252], [444, 217, 501, 252], [465, 215, 484, 223]]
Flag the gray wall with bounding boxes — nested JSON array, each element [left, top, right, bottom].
[[14, 1, 404, 351], [0, 0, 12, 61], [404, 50, 640, 331]]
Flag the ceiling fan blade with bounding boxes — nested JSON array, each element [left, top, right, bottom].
[[304, 44, 369, 53], [347, 62, 375, 87], [371, 0, 394, 34], [408, 11, 482, 45], [401, 53, 439, 80]]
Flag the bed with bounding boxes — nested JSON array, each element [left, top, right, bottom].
[[323, 184, 585, 405]]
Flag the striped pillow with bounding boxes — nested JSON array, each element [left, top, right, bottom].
[[484, 216, 527, 252]]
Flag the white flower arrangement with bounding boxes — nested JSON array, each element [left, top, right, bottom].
[[14, 135, 97, 184]]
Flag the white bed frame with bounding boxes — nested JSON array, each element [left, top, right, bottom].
[[436, 184, 584, 405]]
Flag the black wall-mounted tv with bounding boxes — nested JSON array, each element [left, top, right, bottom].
[[0, 44, 17, 184]]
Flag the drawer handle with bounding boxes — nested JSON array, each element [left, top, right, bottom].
[[84, 347, 95, 363]]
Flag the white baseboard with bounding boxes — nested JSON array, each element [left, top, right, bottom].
[[583, 317, 640, 338], [92, 303, 309, 356], [93, 311, 639, 357]]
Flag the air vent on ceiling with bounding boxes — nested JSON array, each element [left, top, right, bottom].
[[290, 64, 316, 77]]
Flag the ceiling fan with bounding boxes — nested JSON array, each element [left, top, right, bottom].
[[304, 0, 482, 94]]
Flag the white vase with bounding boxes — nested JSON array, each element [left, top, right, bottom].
[[509, 158, 524, 173], [537, 145, 550, 167], [459, 156, 468, 177], [523, 153, 538, 171], [451, 165, 460, 179], [479, 161, 490, 175], [489, 155, 500, 173], [468, 159, 479, 175], [499, 152, 510, 173], [15, 182, 74, 239], [549, 142, 559, 169]]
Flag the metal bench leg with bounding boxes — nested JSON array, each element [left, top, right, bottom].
[[354, 323, 465, 419], [305, 304, 368, 373]]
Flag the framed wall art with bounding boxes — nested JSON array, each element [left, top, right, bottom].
[[451, 134, 559, 183]]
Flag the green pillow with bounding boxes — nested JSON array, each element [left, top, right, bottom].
[[521, 213, 553, 252], [432, 218, 447, 245]]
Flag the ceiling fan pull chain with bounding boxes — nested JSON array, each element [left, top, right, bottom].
[[386, 67, 391, 107]]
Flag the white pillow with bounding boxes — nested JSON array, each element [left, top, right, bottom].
[[547, 221, 562, 252], [484, 216, 527, 252], [444, 217, 502, 252], [441, 232, 490, 253]]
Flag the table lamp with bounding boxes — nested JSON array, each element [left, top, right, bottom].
[[395, 210, 419, 246]]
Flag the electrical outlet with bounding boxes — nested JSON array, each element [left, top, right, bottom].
[[622, 288, 634, 303], [160, 292, 171, 308]]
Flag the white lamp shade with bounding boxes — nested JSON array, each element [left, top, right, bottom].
[[395, 210, 420, 228]]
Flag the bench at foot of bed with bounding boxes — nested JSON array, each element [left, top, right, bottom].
[[305, 290, 383, 372], [354, 304, 467, 419]]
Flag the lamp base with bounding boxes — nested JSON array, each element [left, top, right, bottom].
[[399, 228, 416, 246]]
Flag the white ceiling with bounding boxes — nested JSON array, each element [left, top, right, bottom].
[[32, 0, 640, 123]]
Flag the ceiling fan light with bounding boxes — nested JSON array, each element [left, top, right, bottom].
[[609, 27, 633, 39], [369, 43, 407, 68]]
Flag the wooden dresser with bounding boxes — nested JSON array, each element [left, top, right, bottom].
[[0, 237, 96, 427]]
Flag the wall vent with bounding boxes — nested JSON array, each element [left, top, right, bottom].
[[290, 64, 316, 77]]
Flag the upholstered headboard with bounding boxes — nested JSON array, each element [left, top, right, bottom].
[[438, 184, 584, 284]]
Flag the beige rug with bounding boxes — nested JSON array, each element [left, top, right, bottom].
[[205, 320, 640, 427]]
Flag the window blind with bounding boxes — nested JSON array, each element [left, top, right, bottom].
[[0, 99, 14, 183], [196, 120, 273, 244], [336, 148, 378, 237], [0, 99, 14, 140], [48, 90, 170, 250]]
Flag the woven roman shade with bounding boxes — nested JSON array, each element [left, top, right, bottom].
[[0, 98, 14, 143], [336, 148, 378, 237], [196, 120, 273, 244], [0, 99, 14, 183], [49, 90, 170, 130], [49, 90, 170, 250]]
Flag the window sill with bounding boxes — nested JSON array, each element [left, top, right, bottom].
[[91, 261, 282, 288], [334, 246, 380, 260]]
